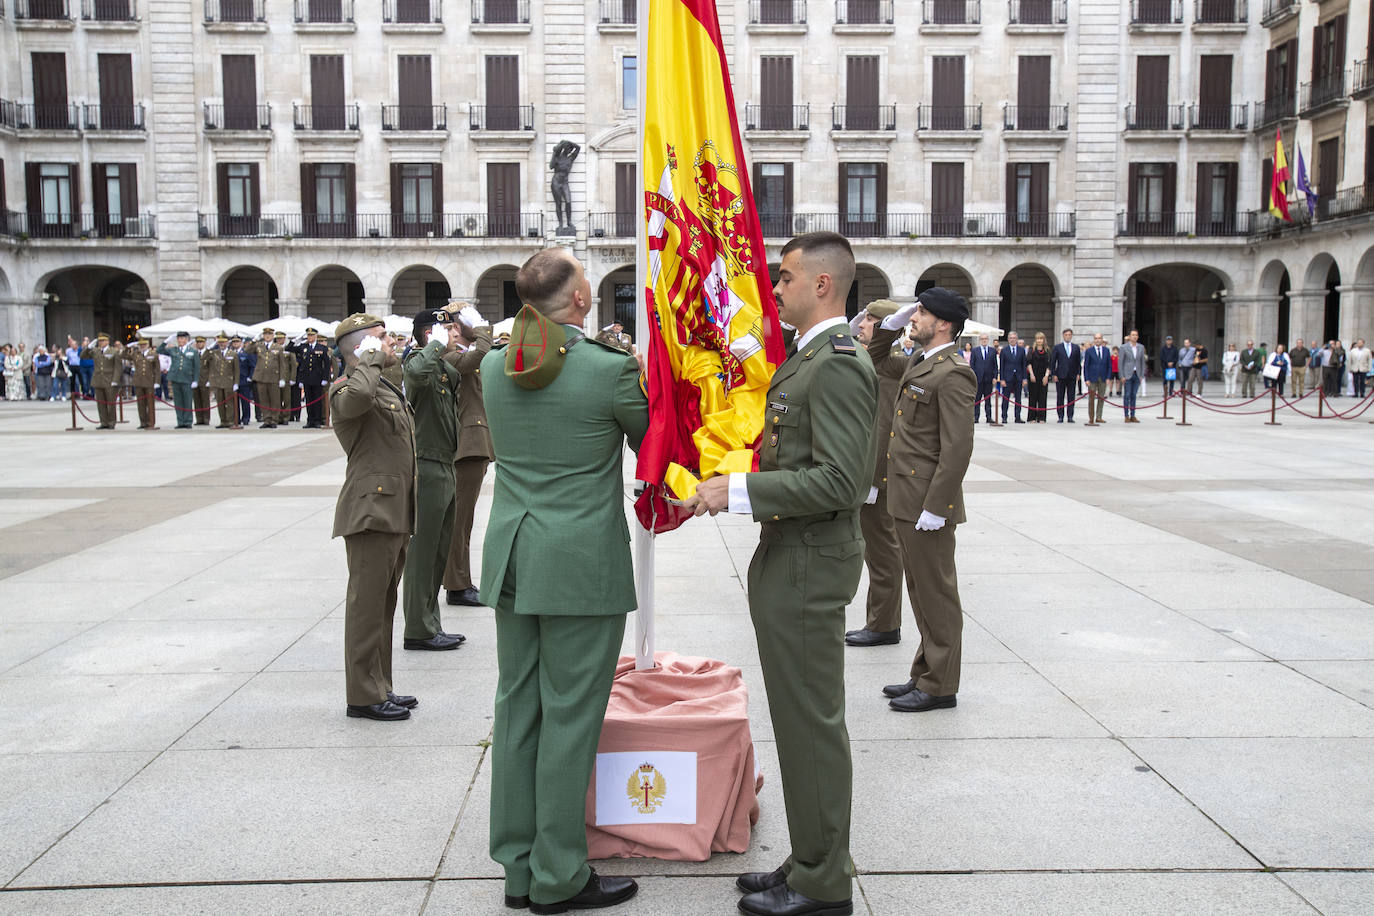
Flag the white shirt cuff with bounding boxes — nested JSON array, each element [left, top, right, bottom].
[[865, 486, 879, 505], [727, 473, 752, 515]]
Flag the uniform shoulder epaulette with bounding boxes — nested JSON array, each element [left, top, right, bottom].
[[583, 335, 627, 355], [829, 332, 857, 355]]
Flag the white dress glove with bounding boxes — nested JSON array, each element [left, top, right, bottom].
[[232, 384, 238, 391], [865, 486, 879, 505], [354, 336, 384, 358], [881, 301, 920, 331], [915, 510, 947, 531], [191, 381, 198, 389], [848, 309, 868, 338], [278, 379, 286, 388], [458, 305, 488, 329], [428, 323, 450, 347]]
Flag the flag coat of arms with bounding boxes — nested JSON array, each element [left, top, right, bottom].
[[635, 0, 786, 531]]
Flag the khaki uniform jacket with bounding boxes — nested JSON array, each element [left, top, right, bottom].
[[881, 337, 976, 525], [866, 327, 917, 489], [330, 351, 417, 539], [83, 344, 125, 388], [594, 329, 633, 353], [403, 338, 461, 463], [246, 339, 282, 384], [450, 327, 494, 461], [201, 346, 236, 389], [126, 345, 161, 387], [282, 350, 298, 385], [744, 326, 878, 524]]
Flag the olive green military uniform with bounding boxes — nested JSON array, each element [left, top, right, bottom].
[[381, 348, 405, 393], [246, 334, 281, 426], [126, 341, 161, 429], [158, 338, 201, 429], [858, 310, 910, 634], [481, 319, 647, 907], [83, 338, 123, 428], [593, 328, 633, 353], [192, 340, 212, 424], [201, 339, 238, 427], [443, 326, 494, 594], [330, 332, 417, 707], [740, 319, 877, 904], [880, 333, 975, 697], [276, 336, 297, 422], [401, 336, 462, 641]]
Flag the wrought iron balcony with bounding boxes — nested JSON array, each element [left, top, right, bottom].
[[382, 104, 448, 131], [917, 104, 983, 131], [384, 0, 440, 21], [1253, 96, 1295, 128], [197, 211, 545, 240], [16, 212, 157, 239], [83, 103, 145, 130], [1194, 0, 1245, 22], [597, 0, 635, 24], [588, 212, 637, 239], [745, 103, 810, 131], [1299, 72, 1347, 116], [1007, 0, 1067, 24], [1125, 103, 1186, 130], [204, 102, 271, 130], [294, 0, 352, 23], [16, 0, 73, 19], [3, 102, 81, 130], [748, 0, 806, 24], [293, 103, 360, 131], [1355, 61, 1374, 99], [831, 104, 896, 130], [1188, 102, 1248, 130], [82, 0, 136, 20], [835, 0, 893, 25], [1258, 0, 1296, 27], [204, 0, 264, 22], [780, 211, 1076, 239], [470, 0, 528, 23], [469, 104, 534, 131], [1129, 0, 1182, 24], [1003, 104, 1068, 131], [922, 0, 979, 25], [1117, 210, 1253, 237]]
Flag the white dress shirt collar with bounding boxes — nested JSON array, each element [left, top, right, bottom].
[[794, 316, 849, 352]]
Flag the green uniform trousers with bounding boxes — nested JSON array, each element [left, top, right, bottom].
[[134, 386, 156, 428], [489, 572, 626, 904], [213, 387, 235, 426], [94, 386, 118, 427], [194, 383, 211, 424], [443, 457, 489, 591], [171, 382, 193, 427], [344, 531, 407, 706], [895, 523, 964, 695], [747, 522, 861, 903], [402, 457, 456, 640], [254, 381, 276, 425], [859, 493, 903, 633]]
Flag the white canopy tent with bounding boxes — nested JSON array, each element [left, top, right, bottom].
[[958, 319, 1005, 340], [138, 315, 256, 339], [244, 316, 338, 338], [492, 317, 515, 340]]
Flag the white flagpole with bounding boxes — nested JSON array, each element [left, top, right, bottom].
[[633, 0, 656, 672]]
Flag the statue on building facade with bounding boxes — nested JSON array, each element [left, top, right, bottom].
[[550, 140, 580, 236]]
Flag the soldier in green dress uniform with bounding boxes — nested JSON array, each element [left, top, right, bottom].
[[158, 331, 201, 429], [126, 337, 161, 429], [82, 333, 123, 429], [690, 232, 877, 916], [442, 304, 494, 608]]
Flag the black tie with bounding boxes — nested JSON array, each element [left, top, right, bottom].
[[912, 353, 925, 367]]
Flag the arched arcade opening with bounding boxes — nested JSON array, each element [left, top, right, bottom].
[[220, 266, 279, 325], [998, 265, 1056, 342], [1122, 263, 1228, 358], [597, 266, 636, 339], [41, 266, 151, 343], [305, 266, 364, 322], [390, 266, 451, 315], [474, 265, 521, 322]]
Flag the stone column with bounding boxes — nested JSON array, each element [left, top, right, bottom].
[[1336, 285, 1374, 344], [1112, 295, 1127, 341], [200, 297, 223, 319], [1222, 294, 1265, 345], [1286, 290, 1326, 345], [0, 297, 46, 348], [362, 298, 394, 317], [970, 296, 1001, 332], [276, 298, 309, 319], [1052, 296, 1075, 334]]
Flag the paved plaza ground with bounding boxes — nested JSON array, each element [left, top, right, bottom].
[[0, 397, 1372, 915]]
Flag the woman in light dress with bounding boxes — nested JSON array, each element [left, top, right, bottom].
[[1221, 343, 1240, 397]]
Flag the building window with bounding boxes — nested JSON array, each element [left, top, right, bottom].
[[227, 164, 253, 217], [623, 56, 637, 110], [316, 164, 348, 223], [1136, 164, 1165, 216], [41, 164, 74, 227], [753, 162, 793, 237], [102, 164, 123, 221]]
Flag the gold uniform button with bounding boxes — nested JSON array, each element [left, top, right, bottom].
[[889, 431, 895, 437], [772, 416, 779, 424], [881, 476, 887, 482], [897, 409, 903, 416], [771, 514, 780, 520], [377, 486, 384, 492]]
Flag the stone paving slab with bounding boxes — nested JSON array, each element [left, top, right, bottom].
[[0, 881, 432, 914]]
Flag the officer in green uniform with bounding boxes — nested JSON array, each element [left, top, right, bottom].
[[844, 299, 908, 648], [201, 335, 238, 428], [245, 328, 280, 427], [483, 248, 644, 915], [867, 288, 976, 713], [158, 331, 200, 429], [690, 232, 876, 916], [192, 336, 212, 424], [329, 313, 419, 721], [442, 304, 494, 608], [400, 308, 465, 652], [126, 337, 161, 429], [82, 333, 123, 429]]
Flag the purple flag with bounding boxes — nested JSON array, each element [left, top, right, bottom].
[[1295, 144, 1317, 216]]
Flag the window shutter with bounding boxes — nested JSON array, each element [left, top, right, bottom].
[[1005, 162, 1016, 226], [300, 162, 315, 215], [432, 163, 443, 222], [1285, 39, 1298, 99], [1313, 25, 1324, 82], [0, 161, 6, 217], [876, 162, 887, 233], [1223, 162, 1237, 217], [1333, 15, 1347, 81], [390, 163, 403, 218], [91, 164, 109, 218], [782, 162, 793, 219], [249, 163, 260, 216], [1198, 56, 1232, 127], [1366, 126, 1374, 193], [1196, 162, 1211, 226], [837, 163, 847, 217], [760, 56, 793, 129], [217, 163, 230, 215], [343, 162, 356, 235], [222, 55, 257, 128], [1018, 56, 1050, 128], [1127, 163, 1140, 217], [25, 163, 40, 226], [486, 55, 520, 128], [1264, 48, 1275, 101], [1261, 158, 1273, 211], [1163, 162, 1177, 232]]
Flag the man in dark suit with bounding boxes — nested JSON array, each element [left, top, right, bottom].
[[1159, 335, 1179, 399], [289, 327, 334, 428], [1049, 328, 1081, 422], [1082, 333, 1111, 423], [968, 333, 997, 424], [999, 331, 1028, 423], [235, 337, 254, 427]]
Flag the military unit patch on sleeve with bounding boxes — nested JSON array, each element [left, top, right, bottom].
[[829, 333, 857, 355]]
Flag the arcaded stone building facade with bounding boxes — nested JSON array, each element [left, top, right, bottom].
[[1, 0, 1371, 356]]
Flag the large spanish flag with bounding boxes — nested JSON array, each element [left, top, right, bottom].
[[1268, 127, 1292, 222], [635, 0, 787, 532]]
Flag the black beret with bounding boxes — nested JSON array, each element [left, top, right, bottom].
[[412, 308, 450, 336], [917, 287, 969, 323]]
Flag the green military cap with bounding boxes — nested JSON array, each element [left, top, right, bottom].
[[273, 331, 286, 339], [505, 304, 570, 390], [865, 299, 900, 321], [95, 332, 110, 341], [216, 334, 229, 342], [176, 330, 190, 338], [195, 335, 207, 343], [334, 313, 385, 338]]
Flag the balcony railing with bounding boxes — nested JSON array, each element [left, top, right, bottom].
[[1254, 96, 1295, 127], [597, 0, 635, 24], [204, 0, 264, 22], [917, 104, 983, 131], [293, 103, 359, 131], [204, 102, 271, 130], [1188, 102, 1248, 130], [197, 211, 545, 240], [1125, 103, 1186, 130], [471, 0, 528, 23], [1249, 185, 1374, 236], [82, 0, 135, 20], [14, 212, 157, 239], [745, 103, 810, 131], [1355, 61, 1374, 98], [835, 0, 893, 25], [1194, 0, 1245, 22], [1, 211, 28, 236], [1007, 0, 1067, 24], [83, 103, 145, 130], [922, 0, 979, 24], [382, 103, 448, 130], [1300, 72, 1347, 115], [384, 0, 440, 21], [1258, 0, 1296, 26], [294, 0, 352, 23], [832, 104, 896, 130], [4, 102, 81, 130], [469, 104, 534, 131], [16, 0, 72, 19], [775, 211, 1076, 239], [749, 0, 806, 24], [1003, 104, 1068, 130], [1117, 210, 1253, 237], [1129, 0, 1181, 23], [588, 212, 637, 238]]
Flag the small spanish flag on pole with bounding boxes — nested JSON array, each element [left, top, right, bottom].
[[1268, 126, 1292, 222]]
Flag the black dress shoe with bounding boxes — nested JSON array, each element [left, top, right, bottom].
[[529, 868, 637, 914], [446, 587, 485, 607], [505, 894, 530, 909], [889, 688, 957, 712], [387, 691, 418, 709], [738, 883, 852, 916], [403, 633, 462, 651], [439, 629, 467, 645], [346, 700, 410, 721], [882, 678, 916, 699], [736, 866, 788, 894], [844, 628, 900, 647]]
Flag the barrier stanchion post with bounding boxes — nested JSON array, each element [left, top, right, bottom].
[[117, 394, 128, 424], [1158, 388, 1171, 419], [1317, 387, 1324, 418], [1176, 389, 1191, 426], [66, 396, 83, 431], [1265, 386, 1281, 425]]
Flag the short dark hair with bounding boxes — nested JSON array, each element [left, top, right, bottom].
[[780, 231, 856, 299], [515, 249, 579, 316]]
